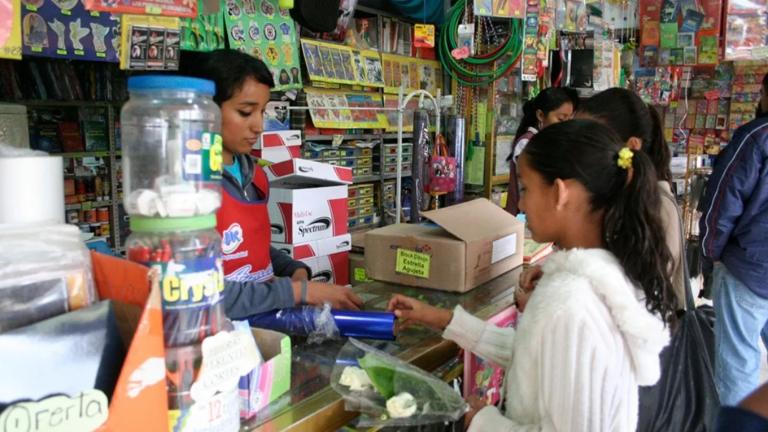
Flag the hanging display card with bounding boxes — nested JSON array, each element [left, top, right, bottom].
[[225, 0, 301, 91], [1, 0, 22, 59], [380, 53, 441, 96], [180, 12, 224, 51], [84, 0, 195, 18], [383, 95, 418, 132], [120, 14, 180, 70], [305, 87, 388, 129], [474, 0, 525, 19], [21, 0, 119, 61], [724, 0, 768, 60]]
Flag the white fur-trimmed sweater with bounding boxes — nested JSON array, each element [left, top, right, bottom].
[[444, 249, 670, 432]]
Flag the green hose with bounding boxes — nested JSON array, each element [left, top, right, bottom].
[[439, 0, 525, 86]]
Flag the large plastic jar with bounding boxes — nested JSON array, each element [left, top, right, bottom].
[[125, 214, 226, 347], [121, 75, 223, 218]]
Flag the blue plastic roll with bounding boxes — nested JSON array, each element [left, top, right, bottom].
[[246, 307, 396, 341], [332, 310, 396, 341]]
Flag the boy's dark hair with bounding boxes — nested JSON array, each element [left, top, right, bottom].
[[509, 87, 579, 161], [578, 88, 672, 183], [179, 49, 275, 105], [523, 119, 677, 325]]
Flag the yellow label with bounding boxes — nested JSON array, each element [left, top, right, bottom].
[[414, 24, 435, 48], [354, 267, 367, 282], [395, 249, 430, 279]]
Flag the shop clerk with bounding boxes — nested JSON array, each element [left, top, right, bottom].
[[180, 49, 362, 318]]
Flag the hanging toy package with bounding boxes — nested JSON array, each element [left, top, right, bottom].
[[331, 338, 468, 428]]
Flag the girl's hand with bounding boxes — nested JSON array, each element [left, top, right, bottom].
[[519, 265, 543, 292], [464, 395, 488, 430], [387, 294, 453, 331]]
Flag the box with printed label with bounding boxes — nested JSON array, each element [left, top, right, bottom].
[[266, 159, 352, 243], [254, 130, 302, 150], [301, 252, 350, 285], [365, 199, 524, 293], [272, 235, 352, 285], [238, 328, 291, 418], [268, 185, 349, 244], [272, 234, 352, 260], [251, 146, 302, 163]]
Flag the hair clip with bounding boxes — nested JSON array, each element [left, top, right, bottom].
[[617, 147, 633, 170]]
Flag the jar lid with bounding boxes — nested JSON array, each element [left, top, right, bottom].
[[128, 75, 215, 96], [130, 214, 217, 232]]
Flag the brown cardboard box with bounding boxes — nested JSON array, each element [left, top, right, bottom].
[[364, 199, 524, 292]]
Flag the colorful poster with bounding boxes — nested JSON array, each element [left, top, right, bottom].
[[1, 0, 22, 59], [474, 0, 525, 19], [724, 0, 768, 60], [180, 12, 224, 52], [659, 22, 678, 48], [301, 39, 384, 89], [224, 0, 300, 91], [84, 0, 195, 18], [21, 0, 119, 61], [305, 88, 387, 129], [120, 14, 180, 70], [383, 95, 418, 132]]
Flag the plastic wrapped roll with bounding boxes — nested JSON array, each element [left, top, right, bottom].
[[445, 116, 465, 205], [412, 110, 430, 222], [246, 305, 396, 342]]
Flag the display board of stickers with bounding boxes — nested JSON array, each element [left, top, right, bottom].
[[225, 0, 301, 91], [301, 38, 385, 88], [723, 0, 768, 60], [383, 95, 419, 132], [181, 12, 225, 52], [638, 0, 723, 66], [305, 87, 388, 129], [22, 0, 119, 62], [381, 54, 441, 96]]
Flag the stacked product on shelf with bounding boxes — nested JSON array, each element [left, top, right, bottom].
[[303, 140, 376, 178], [266, 158, 353, 285], [348, 183, 377, 230], [120, 75, 241, 430], [377, 141, 413, 177]]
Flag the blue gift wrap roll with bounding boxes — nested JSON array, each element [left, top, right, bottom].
[[246, 307, 396, 341], [332, 310, 396, 341]]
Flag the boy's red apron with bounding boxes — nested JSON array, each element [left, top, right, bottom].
[[216, 166, 274, 282]]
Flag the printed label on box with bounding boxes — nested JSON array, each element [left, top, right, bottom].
[[0, 390, 109, 432], [491, 233, 517, 264], [191, 330, 261, 403], [395, 249, 431, 278]]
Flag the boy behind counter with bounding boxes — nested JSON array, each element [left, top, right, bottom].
[[180, 49, 362, 318]]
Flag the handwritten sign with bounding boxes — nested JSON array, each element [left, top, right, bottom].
[[395, 249, 431, 279], [190, 330, 260, 403], [0, 390, 108, 432]]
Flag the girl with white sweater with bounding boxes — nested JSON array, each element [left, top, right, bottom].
[[388, 119, 676, 431]]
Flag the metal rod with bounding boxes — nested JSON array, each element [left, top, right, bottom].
[[285, 106, 399, 112], [396, 86, 405, 224]]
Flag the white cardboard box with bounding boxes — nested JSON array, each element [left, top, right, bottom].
[[251, 146, 301, 164], [273, 234, 352, 285], [272, 233, 352, 259], [265, 158, 353, 187], [254, 130, 302, 150], [268, 185, 349, 243]]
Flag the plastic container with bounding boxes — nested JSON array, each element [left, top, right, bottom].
[[121, 76, 223, 218], [125, 215, 226, 347]]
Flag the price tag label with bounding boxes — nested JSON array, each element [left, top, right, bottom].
[[395, 249, 430, 279]]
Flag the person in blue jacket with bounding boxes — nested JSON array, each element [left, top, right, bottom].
[[699, 72, 768, 406]]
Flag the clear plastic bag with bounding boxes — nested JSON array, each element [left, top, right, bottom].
[[330, 338, 468, 428], [0, 224, 97, 332]]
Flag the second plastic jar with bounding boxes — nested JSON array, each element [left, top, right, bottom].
[[121, 75, 223, 218]]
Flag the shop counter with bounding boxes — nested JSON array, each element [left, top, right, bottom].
[[242, 266, 523, 432]]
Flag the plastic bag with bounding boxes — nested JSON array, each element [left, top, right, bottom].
[[330, 338, 468, 428], [0, 224, 97, 332]]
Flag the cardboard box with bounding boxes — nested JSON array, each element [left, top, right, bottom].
[[273, 234, 352, 285], [266, 158, 353, 187], [272, 233, 352, 259], [238, 328, 292, 418], [268, 185, 349, 244], [267, 159, 352, 244], [254, 130, 301, 150], [301, 251, 350, 285], [251, 145, 301, 164], [365, 199, 524, 292]]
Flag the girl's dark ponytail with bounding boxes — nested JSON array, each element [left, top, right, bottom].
[[604, 149, 677, 324], [508, 87, 578, 161], [646, 104, 672, 183], [524, 120, 677, 325]]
